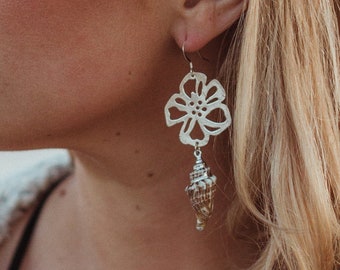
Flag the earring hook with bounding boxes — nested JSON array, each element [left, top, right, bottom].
[[182, 43, 194, 75], [182, 43, 192, 64], [182, 43, 210, 75]]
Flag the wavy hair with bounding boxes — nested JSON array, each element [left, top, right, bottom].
[[219, 1, 340, 269]]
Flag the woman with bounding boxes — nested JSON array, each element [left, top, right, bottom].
[[0, 0, 339, 269]]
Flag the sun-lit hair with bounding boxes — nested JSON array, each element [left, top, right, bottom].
[[219, 1, 340, 269]]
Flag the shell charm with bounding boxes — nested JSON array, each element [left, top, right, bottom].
[[185, 148, 217, 231]]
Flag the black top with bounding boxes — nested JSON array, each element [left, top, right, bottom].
[[8, 174, 68, 270]]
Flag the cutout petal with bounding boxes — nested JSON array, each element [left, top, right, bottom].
[[179, 117, 197, 145], [164, 93, 190, 126], [204, 79, 226, 103], [180, 72, 207, 97], [200, 104, 232, 136]]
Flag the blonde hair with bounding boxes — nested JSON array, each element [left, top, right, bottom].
[[219, 1, 340, 269]]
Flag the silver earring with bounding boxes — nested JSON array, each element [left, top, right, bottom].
[[164, 44, 232, 231]]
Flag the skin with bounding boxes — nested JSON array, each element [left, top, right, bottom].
[[0, 0, 251, 269]]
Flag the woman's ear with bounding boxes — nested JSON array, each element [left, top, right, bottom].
[[171, 0, 246, 52]]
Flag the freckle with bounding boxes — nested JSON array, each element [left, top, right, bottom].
[[136, 205, 141, 211], [59, 189, 66, 197], [147, 172, 154, 178], [134, 149, 140, 154], [116, 131, 121, 136], [128, 71, 132, 76], [47, 134, 52, 137]]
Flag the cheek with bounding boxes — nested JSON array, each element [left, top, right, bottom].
[[0, 0, 164, 148]]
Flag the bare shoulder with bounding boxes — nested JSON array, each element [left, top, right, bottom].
[[0, 208, 33, 269]]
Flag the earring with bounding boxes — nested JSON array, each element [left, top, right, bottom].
[[164, 44, 232, 231]]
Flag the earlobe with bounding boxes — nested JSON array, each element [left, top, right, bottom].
[[171, 0, 246, 52]]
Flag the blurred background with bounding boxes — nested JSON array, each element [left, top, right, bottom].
[[0, 149, 70, 181]]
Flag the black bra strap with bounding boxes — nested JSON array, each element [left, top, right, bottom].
[[8, 174, 69, 270]]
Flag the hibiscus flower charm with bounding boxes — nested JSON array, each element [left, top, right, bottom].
[[164, 70, 231, 231], [164, 72, 231, 147]]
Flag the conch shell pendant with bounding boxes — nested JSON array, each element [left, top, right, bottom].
[[185, 148, 217, 231]]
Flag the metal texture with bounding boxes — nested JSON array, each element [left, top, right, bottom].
[[164, 71, 231, 147], [185, 148, 217, 231]]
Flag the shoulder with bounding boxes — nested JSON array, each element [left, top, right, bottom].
[[0, 150, 72, 245]]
